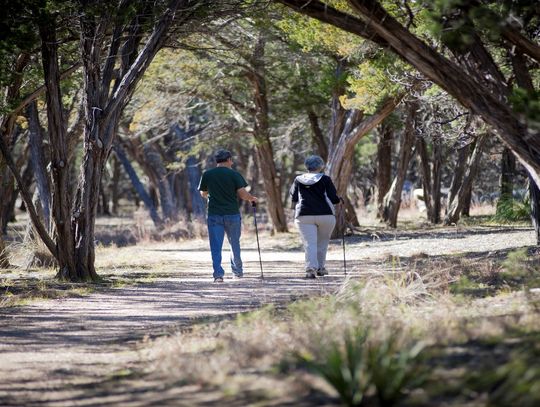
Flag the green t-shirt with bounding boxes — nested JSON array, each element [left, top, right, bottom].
[[198, 167, 248, 215]]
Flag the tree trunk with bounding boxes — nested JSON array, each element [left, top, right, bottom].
[[328, 94, 407, 236], [509, 47, 540, 241], [171, 123, 205, 219], [143, 142, 177, 222], [247, 35, 288, 233], [445, 134, 487, 225], [461, 184, 473, 217], [376, 122, 393, 218], [110, 154, 121, 215], [39, 20, 77, 279], [448, 143, 471, 207], [113, 143, 162, 226], [416, 137, 433, 220], [382, 102, 417, 227], [307, 109, 328, 161], [496, 147, 516, 216], [429, 138, 443, 224], [27, 100, 51, 230]]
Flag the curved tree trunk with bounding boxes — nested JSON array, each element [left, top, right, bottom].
[[509, 47, 540, 242], [328, 94, 407, 236]]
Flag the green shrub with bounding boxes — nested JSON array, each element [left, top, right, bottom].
[[298, 328, 370, 406], [297, 327, 426, 406], [367, 334, 427, 406], [493, 198, 530, 222]]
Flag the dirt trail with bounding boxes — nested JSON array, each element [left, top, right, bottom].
[[0, 226, 535, 406]]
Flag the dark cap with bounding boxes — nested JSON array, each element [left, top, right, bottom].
[[214, 149, 232, 163]]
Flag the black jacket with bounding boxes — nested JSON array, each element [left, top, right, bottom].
[[290, 173, 340, 217]]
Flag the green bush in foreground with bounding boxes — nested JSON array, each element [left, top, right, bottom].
[[297, 327, 426, 406]]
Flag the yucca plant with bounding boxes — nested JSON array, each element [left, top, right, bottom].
[[367, 334, 427, 406], [487, 346, 540, 407], [298, 327, 371, 406], [298, 326, 427, 407]]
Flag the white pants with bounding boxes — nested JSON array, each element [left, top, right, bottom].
[[295, 215, 336, 271]]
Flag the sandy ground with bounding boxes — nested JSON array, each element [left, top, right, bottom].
[[0, 225, 536, 406]]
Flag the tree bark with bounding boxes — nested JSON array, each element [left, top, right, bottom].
[[448, 142, 472, 207], [496, 147, 516, 216], [509, 46, 540, 243], [445, 134, 487, 225], [143, 142, 178, 222], [246, 35, 288, 233], [110, 154, 121, 215], [27, 100, 51, 229], [307, 109, 328, 161], [382, 102, 417, 227], [376, 122, 392, 218], [430, 138, 443, 224], [171, 122, 205, 219], [113, 143, 162, 226], [328, 94, 407, 235], [39, 20, 77, 278]]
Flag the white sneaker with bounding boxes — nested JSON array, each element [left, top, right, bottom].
[[305, 269, 317, 279]]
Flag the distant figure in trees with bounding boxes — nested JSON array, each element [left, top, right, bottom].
[[198, 149, 257, 283], [290, 155, 341, 279]]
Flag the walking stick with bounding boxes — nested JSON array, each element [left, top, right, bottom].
[[340, 198, 347, 275], [252, 201, 264, 280]]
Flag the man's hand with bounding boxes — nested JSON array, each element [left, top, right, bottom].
[[237, 187, 257, 204]]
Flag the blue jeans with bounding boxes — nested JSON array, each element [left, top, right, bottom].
[[207, 214, 243, 278]]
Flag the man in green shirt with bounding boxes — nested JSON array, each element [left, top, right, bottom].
[[198, 149, 257, 282]]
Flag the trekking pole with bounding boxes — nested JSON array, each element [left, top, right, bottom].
[[251, 201, 264, 280], [340, 198, 347, 275]]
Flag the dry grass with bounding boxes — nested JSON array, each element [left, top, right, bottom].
[[139, 250, 540, 405]]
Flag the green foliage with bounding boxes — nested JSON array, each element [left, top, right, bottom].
[[449, 275, 486, 296], [297, 327, 426, 406], [354, 134, 377, 167], [344, 53, 409, 113], [493, 196, 531, 223], [298, 327, 371, 406], [470, 334, 540, 407], [498, 248, 540, 289], [367, 334, 427, 406], [275, 1, 362, 57], [509, 87, 540, 131]]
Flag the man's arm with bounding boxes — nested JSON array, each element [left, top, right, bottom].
[[237, 187, 257, 203]]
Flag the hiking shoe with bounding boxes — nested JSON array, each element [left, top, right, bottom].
[[214, 277, 224, 283], [317, 268, 328, 276], [305, 269, 317, 279], [233, 273, 244, 279]]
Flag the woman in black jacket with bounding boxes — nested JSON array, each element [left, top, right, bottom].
[[290, 155, 341, 278]]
